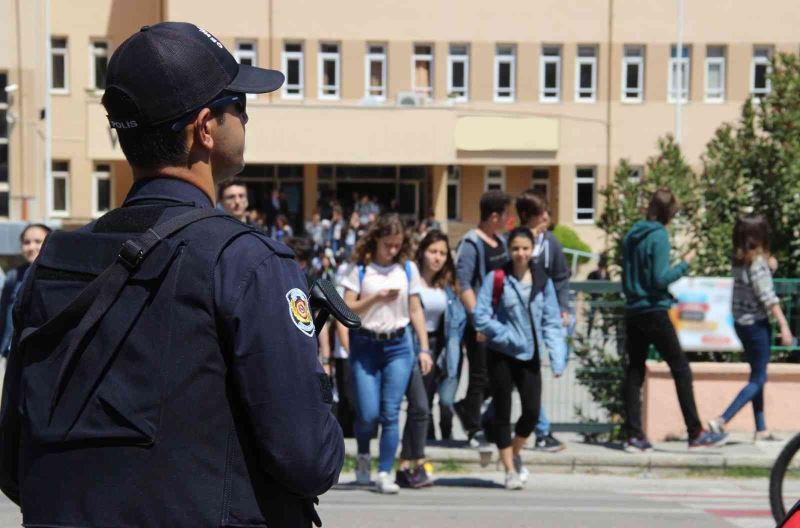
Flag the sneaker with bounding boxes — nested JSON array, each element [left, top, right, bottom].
[[512, 454, 529, 483], [395, 468, 414, 489], [534, 433, 566, 453], [412, 464, 434, 488], [376, 471, 400, 494], [355, 454, 371, 485], [754, 431, 781, 443], [505, 471, 524, 490], [689, 430, 729, 449], [707, 418, 725, 434], [624, 436, 654, 453], [471, 431, 493, 467]]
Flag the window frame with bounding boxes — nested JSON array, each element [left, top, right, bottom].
[[539, 45, 562, 103], [364, 43, 387, 102], [447, 165, 461, 221], [621, 45, 644, 103], [317, 42, 341, 101], [91, 163, 112, 218], [88, 39, 109, 93], [704, 45, 726, 103], [446, 44, 469, 102], [484, 166, 506, 192], [234, 40, 258, 100], [574, 166, 596, 224], [50, 160, 70, 217], [50, 36, 69, 94], [575, 45, 598, 103], [667, 45, 691, 104], [412, 44, 434, 99], [281, 42, 304, 100], [751, 46, 773, 100], [493, 44, 516, 103]]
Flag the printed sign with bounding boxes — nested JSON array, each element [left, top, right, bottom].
[[668, 277, 742, 352]]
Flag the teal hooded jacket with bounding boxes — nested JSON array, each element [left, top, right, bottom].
[[622, 220, 689, 313]]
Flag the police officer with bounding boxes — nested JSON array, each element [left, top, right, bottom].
[[0, 22, 344, 527]]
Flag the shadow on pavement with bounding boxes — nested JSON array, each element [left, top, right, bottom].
[[433, 477, 503, 489]]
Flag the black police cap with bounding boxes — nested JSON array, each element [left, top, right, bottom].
[[102, 22, 284, 130]]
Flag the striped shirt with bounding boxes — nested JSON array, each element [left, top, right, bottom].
[[732, 255, 779, 325]]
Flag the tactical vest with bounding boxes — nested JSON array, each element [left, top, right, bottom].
[[15, 202, 313, 528]]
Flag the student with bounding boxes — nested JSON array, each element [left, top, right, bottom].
[[622, 188, 728, 451], [341, 214, 432, 494], [454, 191, 513, 448], [515, 190, 570, 452], [708, 216, 793, 441], [473, 227, 565, 490], [397, 230, 466, 488], [0, 224, 52, 358]]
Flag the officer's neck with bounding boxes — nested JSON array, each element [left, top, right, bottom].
[[132, 166, 215, 206]]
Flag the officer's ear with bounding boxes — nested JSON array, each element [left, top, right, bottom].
[[191, 108, 215, 152]]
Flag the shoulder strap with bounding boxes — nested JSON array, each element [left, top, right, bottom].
[[492, 269, 505, 309], [357, 263, 366, 287], [404, 261, 412, 284]]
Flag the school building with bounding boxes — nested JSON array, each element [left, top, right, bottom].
[[2, 0, 799, 252]]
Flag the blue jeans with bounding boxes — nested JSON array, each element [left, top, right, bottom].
[[535, 405, 550, 437], [350, 330, 415, 473], [721, 320, 771, 432]]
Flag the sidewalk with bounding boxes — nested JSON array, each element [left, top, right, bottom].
[[344, 431, 789, 470]]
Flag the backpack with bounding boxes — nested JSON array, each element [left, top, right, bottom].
[[491, 268, 506, 311]]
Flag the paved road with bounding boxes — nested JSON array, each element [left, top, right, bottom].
[[0, 472, 786, 527], [320, 471, 783, 528]]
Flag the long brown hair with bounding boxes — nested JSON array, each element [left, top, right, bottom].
[[415, 230, 456, 290], [733, 215, 770, 265], [352, 213, 412, 265]]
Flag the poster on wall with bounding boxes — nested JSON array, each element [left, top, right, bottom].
[[668, 277, 743, 352]]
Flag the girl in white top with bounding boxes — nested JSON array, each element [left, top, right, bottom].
[[341, 214, 431, 494]]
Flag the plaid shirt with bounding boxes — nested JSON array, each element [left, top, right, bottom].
[[732, 255, 779, 325]]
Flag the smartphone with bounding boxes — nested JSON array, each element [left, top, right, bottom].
[[388, 288, 400, 295]]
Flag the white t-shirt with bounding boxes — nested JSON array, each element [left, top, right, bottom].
[[340, 261, 422, 333], [418, 284, 447, 333]]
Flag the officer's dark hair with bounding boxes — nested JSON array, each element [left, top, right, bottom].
[[415, 229, 456, 290], [217, 178, 247, 202], [479, 190, 513, 222], [646, 188, 679, 225], [352, 213, 412, 266], [20, 223, 52, 243], [285, 237, 314, 264], [102, 88, 225, 171], [516, 189, 548, 225]]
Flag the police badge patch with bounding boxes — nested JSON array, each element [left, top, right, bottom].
[[286, 288, 315, 337]]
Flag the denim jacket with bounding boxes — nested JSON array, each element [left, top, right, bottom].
[[473, 270, 566, 371], [410, 286, 467, 407]]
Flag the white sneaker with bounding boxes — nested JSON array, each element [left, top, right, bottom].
[[505, 471, 524, 490], [355, 454, 371, 485], [708, 419, 725, 434], [376, 471, 399, 494], [512, 454, 529, 483]]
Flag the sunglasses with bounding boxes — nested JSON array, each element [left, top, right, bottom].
[[170, 93, 247, 132]]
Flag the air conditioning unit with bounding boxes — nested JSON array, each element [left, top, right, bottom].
[[396, 91, 427, 107]]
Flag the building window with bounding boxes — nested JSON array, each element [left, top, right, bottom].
[[629, 165, 644, 182], [89, 40, 109, 92], [447, 165, 461, 220], [540, 45, 561, 103], [532, 169, 549, 198], [494, 44, 515, 102], [234, 40, 258, 99], [92, 163, 111, 217], [575, 45, 598, 102], [365, 44, 387, 101], [751, 46, 773, 100], [318, 43, 340, 100], [0, 72, 9, 217], [704, 45, 726, 103], [447, 44, 469, 102], [282, 42, 304, 99], [621, 45, 644, 102], [484, 167, 506, 191], [50, 37, 69, 93], [413, 44, 433, 98], [51, 160, 69, 215], [575, 167, 595, 223], [668, 45, 691, 103]]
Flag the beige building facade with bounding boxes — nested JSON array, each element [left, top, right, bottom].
[[2, 0, 800, 252]]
